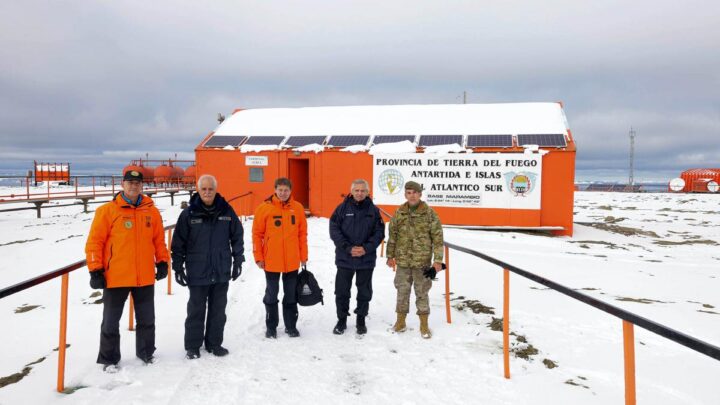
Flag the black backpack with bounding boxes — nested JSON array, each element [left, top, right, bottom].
[[296, 265, 324, 306]]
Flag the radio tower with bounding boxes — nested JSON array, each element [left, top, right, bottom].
[[628, 127, 636, 190]]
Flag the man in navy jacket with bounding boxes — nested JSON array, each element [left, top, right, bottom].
[[329, 179, 385, 335], [171, 175, 244, 358]]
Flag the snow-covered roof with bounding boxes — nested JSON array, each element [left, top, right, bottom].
[[213, 103, 569, 137]]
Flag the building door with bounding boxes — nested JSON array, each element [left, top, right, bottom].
[[288, 159, 309, 208]]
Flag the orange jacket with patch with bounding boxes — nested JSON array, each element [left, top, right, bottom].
[[252, 194, 308, 273], [85, 193, 170, 288]]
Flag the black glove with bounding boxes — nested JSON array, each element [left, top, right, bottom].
[[174, 267, 188, 287], [89, 269, 106, 289], [423, 267, 437, 280], [155, 262, 168, 280], [231, 261, 242, 281], [423, 263, 446, 280]]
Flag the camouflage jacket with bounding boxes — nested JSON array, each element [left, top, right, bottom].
[[387, 201, 444, 269]]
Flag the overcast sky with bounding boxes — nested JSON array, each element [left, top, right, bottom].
[[1, 1, 718, 181]]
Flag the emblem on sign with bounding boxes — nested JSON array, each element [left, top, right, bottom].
[[504, 172, 538, 197], [377, 169, 404, 195]]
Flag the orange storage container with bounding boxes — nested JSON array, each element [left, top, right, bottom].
[[154, 165, 173, 184]]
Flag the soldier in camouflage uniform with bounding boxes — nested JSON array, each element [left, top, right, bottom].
[[386, 181, 444, 339]]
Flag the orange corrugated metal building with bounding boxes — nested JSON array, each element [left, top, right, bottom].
[[194, 103, 577, 236], [679, 169, 720, 193]]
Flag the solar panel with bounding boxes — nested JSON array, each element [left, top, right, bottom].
[[372, 135, 416, 145], [418, 135, 463, 147], [284, 136, 327, 147], [203, 135, 247, 147], [327, 136, 371, 147], [244, 136, 286, 145], [517, 134, 567, 147], [467, 135, 513, 148]]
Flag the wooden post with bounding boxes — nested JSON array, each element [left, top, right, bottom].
[[503, 268, 510, 379], [128, 295, 135, 331], [444, 245, 451, 324], [56, 273, 69, 392], [623, 320, 637, 405]]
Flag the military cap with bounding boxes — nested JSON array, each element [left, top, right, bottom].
[[404, 181, 423, 192]]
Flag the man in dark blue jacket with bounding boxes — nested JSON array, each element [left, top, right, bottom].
[[329, 179, 385, 335], [171, 175, 244, 359]]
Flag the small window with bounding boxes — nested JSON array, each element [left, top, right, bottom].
[[249, 167, 264, 183]]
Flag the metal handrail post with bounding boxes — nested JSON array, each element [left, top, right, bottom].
[[503, 268, 510, 379], [56, 273, 69, 392], [444, 245, 451, 324], [167, 229, 173, 295], [623, 321, 637, 405], [128, 296, 134, 330]]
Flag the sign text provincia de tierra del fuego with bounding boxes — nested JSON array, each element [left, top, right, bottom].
[[372, 153, 542, 209]]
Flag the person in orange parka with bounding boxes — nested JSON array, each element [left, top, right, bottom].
[[85, 170, 169, 372], [252, 177, 308, 339]]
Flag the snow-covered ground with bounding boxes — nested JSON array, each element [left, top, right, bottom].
[[1, 189, 719, 404]]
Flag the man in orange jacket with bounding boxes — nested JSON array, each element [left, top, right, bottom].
[[85, 170, 169, 372], [252, 177, 308, 338]]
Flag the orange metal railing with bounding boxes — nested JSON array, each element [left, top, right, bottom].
[[0, 175, 195, 203], [442, 241, 720, 405], [0, 223, 177, 393]]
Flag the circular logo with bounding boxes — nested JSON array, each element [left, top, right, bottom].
[[124, 220, 133, 229], [131, 170, 140, 176], [274, 220, 281, 227], [377, 169, 404, 195], [510, 174, 531, 196]]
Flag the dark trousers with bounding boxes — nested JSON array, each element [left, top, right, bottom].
[[335, 267, 374, 318], [184, 282, 229, 350], [97, 285, 155, 365], [263, 270, 298, 329]]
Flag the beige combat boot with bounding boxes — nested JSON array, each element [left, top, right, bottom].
[[419, 314, 432, 339], [393, 313, 407, 332]]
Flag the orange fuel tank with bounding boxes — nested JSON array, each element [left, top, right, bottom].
[[184, 165, 197, 184]]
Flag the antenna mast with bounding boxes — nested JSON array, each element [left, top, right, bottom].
[[628, 127, 636, 188]]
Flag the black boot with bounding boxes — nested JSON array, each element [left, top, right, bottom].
[[283, 304, 300, 338], [265, 303, 278, 339], [333, 316, 347, 335], [207, 346, 229, 357], [356, 315, 367, 335]]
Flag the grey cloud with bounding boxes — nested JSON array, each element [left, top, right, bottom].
[[1, 0, 718, 180]]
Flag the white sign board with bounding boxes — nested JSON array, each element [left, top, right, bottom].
[[372, 153, 542, 209], [245, 156, 268, 166]]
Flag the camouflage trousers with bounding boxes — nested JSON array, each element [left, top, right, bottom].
[[394, 266, 432, 315]]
